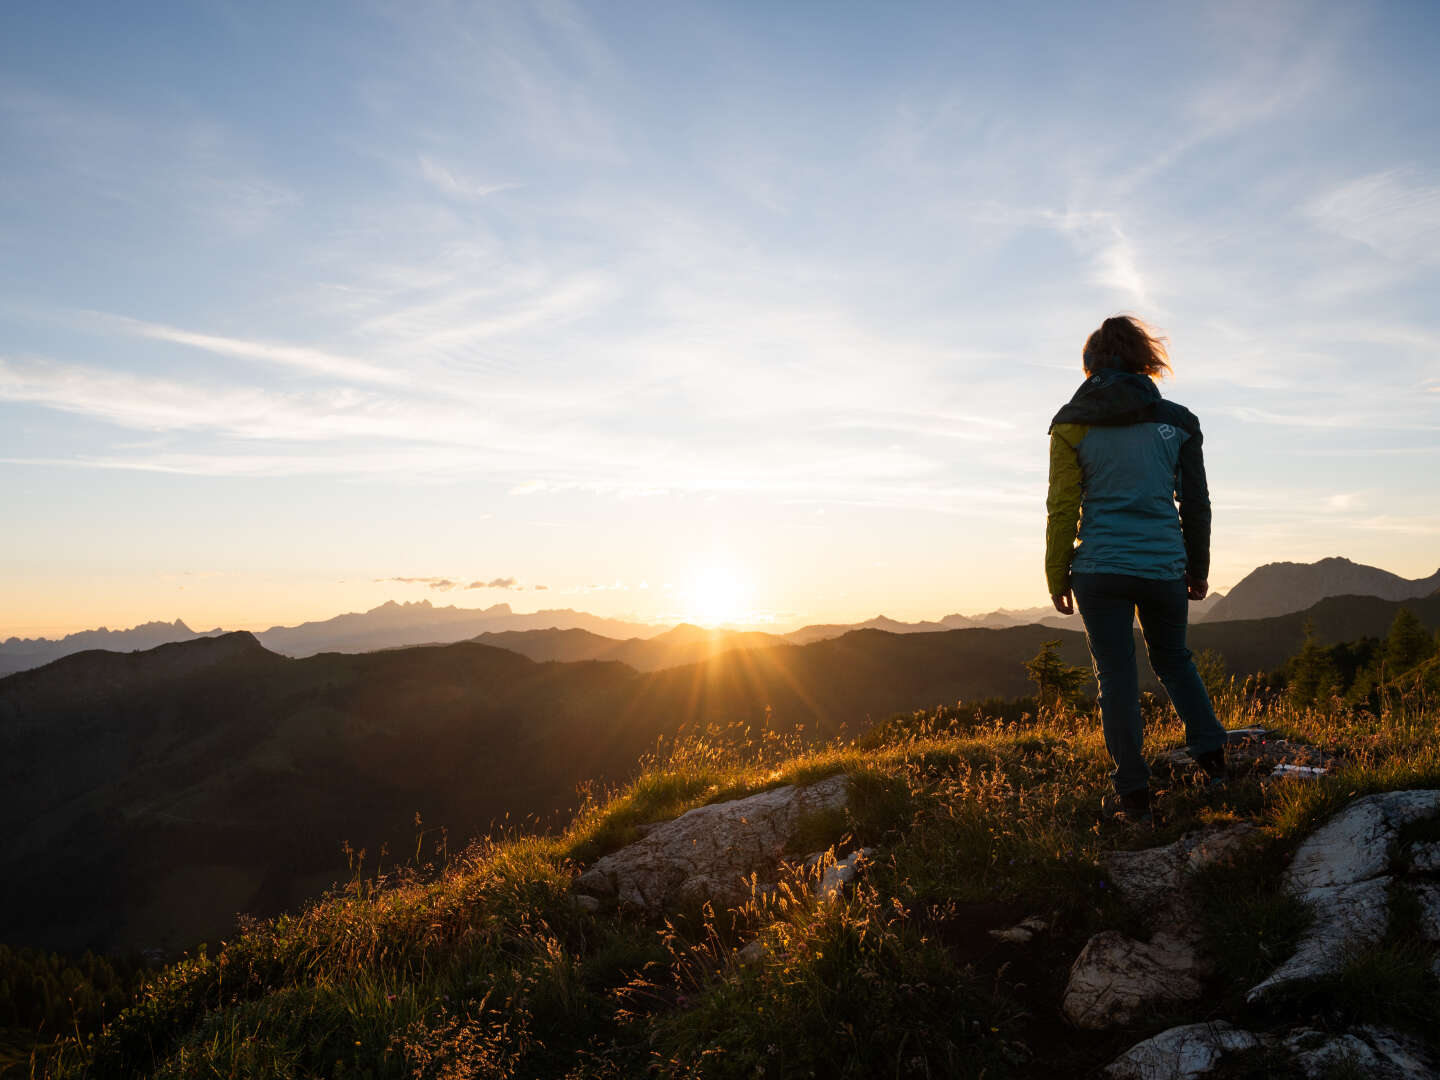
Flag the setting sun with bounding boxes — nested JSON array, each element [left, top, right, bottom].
[[684, 565, 750, 626]]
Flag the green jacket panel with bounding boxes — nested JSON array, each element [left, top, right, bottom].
[[1045, 423, 1087, 595]]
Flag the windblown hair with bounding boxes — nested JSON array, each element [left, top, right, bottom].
[[1082, 315, 1172, 379]]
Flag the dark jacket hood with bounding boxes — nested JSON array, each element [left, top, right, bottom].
[[1049, 371, 1161, 430]]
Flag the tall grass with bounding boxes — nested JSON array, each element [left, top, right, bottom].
[[26, 678, 1440, 1079]]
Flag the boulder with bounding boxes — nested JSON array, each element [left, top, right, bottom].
[[1106, 1024, 1440, 1080], [1287, 791, 1440, 892], [1285, 1026, 1439, 1080], [1063, 929, 1205, 1029], [572, 774, 850, 915], [1415, 881, 1440, 932], [1411, 841, 1440, 873], [1105, 824, 1263, 911], [1104, 1021, 1262, 1080], [817, 847, 871, 902], [989, 915, 1049, 944], [1247, 878, 1392, 1002], [1248, 790, 1440, 1002], [1063, 824, 1260, 1029]]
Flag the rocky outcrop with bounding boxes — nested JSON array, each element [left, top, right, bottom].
[[1063, 824, 1263, 1029], [1248, 789, 1440, 1002], [1104, 1021, 1263, 1080], [572, 774, 851, 914], [1064, 930, 1206, 1030], [1106, 1023, 1439, 1080]]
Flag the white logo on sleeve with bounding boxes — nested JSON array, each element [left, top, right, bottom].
[[1157, 423, 1176, 440]]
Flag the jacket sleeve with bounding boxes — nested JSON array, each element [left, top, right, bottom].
[[1045, 426, 1084, 595], [1176, 427, 1212, 582]]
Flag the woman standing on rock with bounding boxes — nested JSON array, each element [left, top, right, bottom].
[[1044, 315, 1228, 823]]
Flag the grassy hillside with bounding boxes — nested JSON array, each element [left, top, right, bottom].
[[0, 624, 1098, 955], [23, 662, 1440, 1078], [5, 595, 1436, 958]]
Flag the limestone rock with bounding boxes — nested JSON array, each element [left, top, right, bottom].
[[1248, 877, 1391, 1002], [1065, 825, 1258, 1029], [989, 915, 1049, 944], [1285, 1026, 1439, 1080], [1354, 1026, 1440, 1079], [1286, 791, 1440, 892], [1104, 1022, 1263, 1080], [1413, 881, 1440, 941], [1063, 929, 1205, 1029], [1105, 824, 1262, 910], [1107, 1024, 1438, 1080], [817, 847, 871, 902], [572, 774, 849, 915], [1411, 841, 1440, 873], [1249, 789, 1440, 1003]]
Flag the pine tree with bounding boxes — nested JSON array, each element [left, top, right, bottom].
[[1384, 608, 1436, 676], [1286, 620, 1341, 707], [1025, 639, 1090, 711]]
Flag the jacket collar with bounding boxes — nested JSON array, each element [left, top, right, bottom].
[[1049, 370, 1160, 430]]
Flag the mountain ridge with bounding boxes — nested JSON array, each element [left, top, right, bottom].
[[1199, 556, 1440, 622]]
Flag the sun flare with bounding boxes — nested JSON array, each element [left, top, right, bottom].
[[685, 565, 749, 626]]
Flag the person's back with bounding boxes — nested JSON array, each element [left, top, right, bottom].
[[1044, 316, 1226, 825]]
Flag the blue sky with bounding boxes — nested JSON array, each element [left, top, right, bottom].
[[2, 1, 1438, 636]]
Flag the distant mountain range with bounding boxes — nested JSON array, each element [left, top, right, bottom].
[[1197, 557, 1440, 623], [4, 588, 1439, 956], [0, 619, 227, 678], [1, 556, 1431, 678], [252, 600, 665, 658]]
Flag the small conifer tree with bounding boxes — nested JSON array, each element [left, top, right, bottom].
[[1286, 619, 1341, 706], [1025, 639, 1090, 711], [1384, 608, 1436, 676]]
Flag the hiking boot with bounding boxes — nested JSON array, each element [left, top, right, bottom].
[[1195, 748, 1228, 790], [1114, 787, 1153, 827]]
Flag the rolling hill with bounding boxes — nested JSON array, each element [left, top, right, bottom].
[[5, 590, 1438, 956]]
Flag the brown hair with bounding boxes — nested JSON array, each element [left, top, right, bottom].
[[1082, 315, 1171, 379]]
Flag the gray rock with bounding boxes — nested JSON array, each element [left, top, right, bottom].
[[1287, 790, 1440, 892], [1249, 790, 1440, 1002], [817, 847, 871, 902], [1412, 841, 1440, 873], [1413, 881, 1440, 941], [1354, 1026, 1440, 1079], [1247, 877, 1391, 1002], [1285, 1026, 1440, 1079], [572, 774, 850, 914], [1063, 929, 1205, 1029], [1104, 1021, 1263, 1080], [1105, 824, 1263, 910], [989, 915, 1048, 944], [1065, 826, 1260, 1029]]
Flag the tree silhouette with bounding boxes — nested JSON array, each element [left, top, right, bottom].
[[1025, 639, 1090, 711], [1385, 607, 1436, 676]]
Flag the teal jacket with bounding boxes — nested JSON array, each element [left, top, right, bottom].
[[1044, 371, 1211, 595]]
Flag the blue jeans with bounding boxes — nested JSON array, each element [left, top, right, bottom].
[[1070, 573, 1227, 796]]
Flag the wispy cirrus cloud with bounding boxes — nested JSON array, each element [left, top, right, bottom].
[[1305, 170, 1440, 266], [103, 315, 407, 385]]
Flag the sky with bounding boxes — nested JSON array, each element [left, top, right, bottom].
[[2, 1, 1438, 638]]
